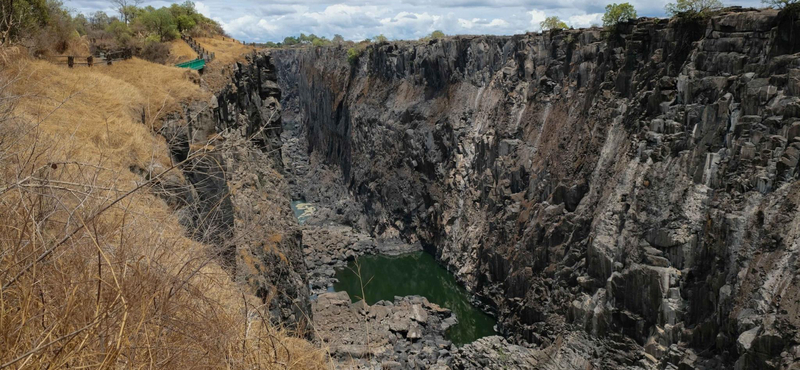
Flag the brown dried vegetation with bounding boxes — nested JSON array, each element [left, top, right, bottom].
[[0, 48, 327, 369]]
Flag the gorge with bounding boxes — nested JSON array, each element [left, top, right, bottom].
[[263, 6, 800, 370], [130, 6, 800, 370], [2, 2, 798, 369]]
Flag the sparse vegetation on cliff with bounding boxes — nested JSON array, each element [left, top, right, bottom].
[[430, 30, 445, 39], [665, 0, 724, 16], [540, 16, 568, 31], [347, 46, 362, 63], [603, 3, 637, 28]]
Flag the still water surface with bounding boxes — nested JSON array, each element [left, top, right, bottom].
[[290, 200, 315, 224], [333, 252, 497, 346]]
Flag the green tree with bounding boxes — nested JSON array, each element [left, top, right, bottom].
[[540, 16, 568, 31], [665, 0, 723, 15], [110, 0, 142, 24], [106, 18, 132, 44], [283, 36, 299, 45], [430, 30, 445, 38], [313, 36, 331, 46], [44, 0, 77, 52], [89, 11, 111, 29], [175, 14, 195, 32], [168, 1, 196, 18], [121, 5, 139, 24], [73, 13, 88, 35], [603, 3, 637, 28], [372, 34, 387, 42], [3, 0, 50, 39], [347, 47, 361, 63], [139, 7, 178, 41], [762, 0, 799, 7], [332, 34, 344, 44]]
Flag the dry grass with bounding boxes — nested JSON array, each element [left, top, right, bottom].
[[191, 36, 262, 92], [0, 48, 329, 369], [93, 57, 210, 129], [167, 40, 199, 64], [57, 36, 91, 57], [196, 36, 257, 66]]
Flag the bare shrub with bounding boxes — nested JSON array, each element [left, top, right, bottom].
[[139, 41, 170, 63]]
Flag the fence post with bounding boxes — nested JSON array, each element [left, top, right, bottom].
[[87, 56, 93, 67], [106, 55, 112, 66], [67, 56, 74, 68]]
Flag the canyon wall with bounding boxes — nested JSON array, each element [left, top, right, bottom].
[[274, 7, 800, 369], [158, 54, 311, 329]]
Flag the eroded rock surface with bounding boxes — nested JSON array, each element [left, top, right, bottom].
[[313, 291, 456, 369], [275, 8, 800, 369], [157, 53, 312, 329]]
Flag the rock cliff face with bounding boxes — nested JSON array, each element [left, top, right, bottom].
[[158, 54, 311, 330], [274, 8, 800, 369]]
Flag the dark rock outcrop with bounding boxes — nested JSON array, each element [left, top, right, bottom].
[[274, 7, 800, 369], [159, 53, 312, 330]]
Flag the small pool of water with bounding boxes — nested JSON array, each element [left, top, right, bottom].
[[333, 251, 496, 346], [290, 200, 315, 224]]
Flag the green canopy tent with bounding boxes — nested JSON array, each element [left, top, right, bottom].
[[175, 58, 206, 71]]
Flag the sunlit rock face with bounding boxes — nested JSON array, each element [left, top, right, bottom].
[[274, 7, 800, 370]]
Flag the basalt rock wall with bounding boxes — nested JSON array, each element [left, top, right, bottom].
[[159, 53, 311, 330], [275, 7, 800, 369]]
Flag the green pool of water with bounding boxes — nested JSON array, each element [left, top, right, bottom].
[[290, 200, 315, 224], [333, 251, 496, 346]]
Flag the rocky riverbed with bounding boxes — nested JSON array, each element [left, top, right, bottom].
[[281, 104, 422, 296], [312, 291, 456, 369]]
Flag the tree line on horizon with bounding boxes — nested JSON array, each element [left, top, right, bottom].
[[539, 0, 797, 32], [1, 0, 797, 62], [258, 30, 446, 49], [262, 0, 797, 49]]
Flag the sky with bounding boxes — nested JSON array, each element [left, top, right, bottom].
[[64, 0, 766, 43]]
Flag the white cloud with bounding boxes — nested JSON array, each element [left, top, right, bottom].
[[568, 13, 603, 28], [487, 19, 508, 27], [307, 4, 387, 29], [380, 12, 441, 39], [257, 5, 307, 16], [458, 17, 509, 30], [194, 1, 212, 17], [64, 0, 768, 42], [528, 9, 546, 31]]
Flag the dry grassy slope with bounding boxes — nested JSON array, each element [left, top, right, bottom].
[[196, 35, 257, 66], [168, 39, 200, 64], [0, 49, 326, 368]]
